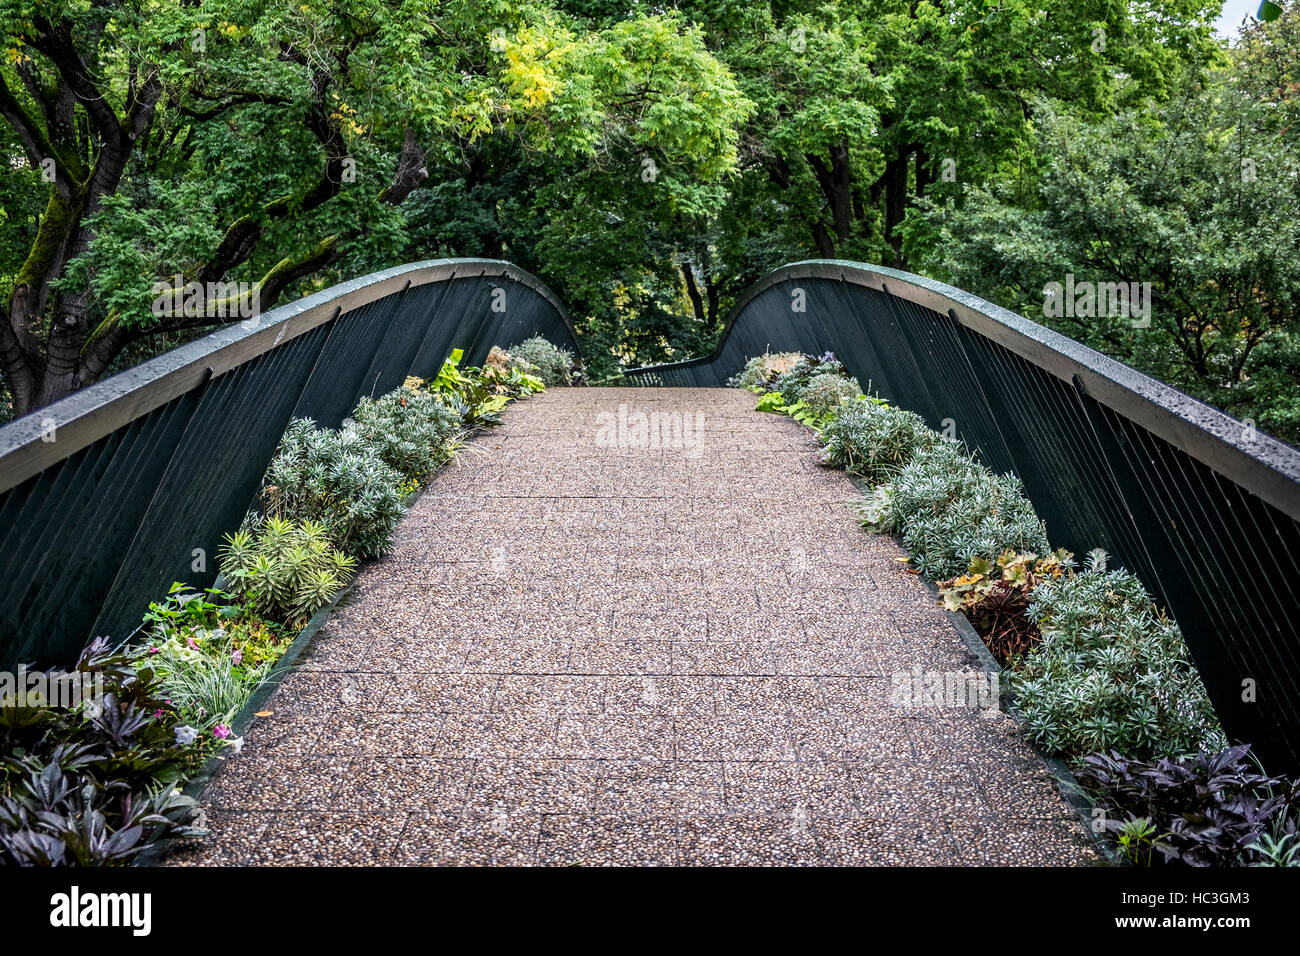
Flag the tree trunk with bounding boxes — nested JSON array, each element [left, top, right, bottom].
[[682, 262, 706, 325], [883, 152, 910, 268], [705, 273, 721, 331], [811, 221, 836, 257], [915, 148, 933, 200], [807, 140, 854, 251]]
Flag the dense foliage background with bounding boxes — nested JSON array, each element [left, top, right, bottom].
[[2, 1, 1296, 441]]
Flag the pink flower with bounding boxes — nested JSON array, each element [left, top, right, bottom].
[[148, 647, 160, 655], [154, 709, 163, 718], [213, 724, 232, 739], [187, 636, 200, 651], [231, 649, 243, 665]]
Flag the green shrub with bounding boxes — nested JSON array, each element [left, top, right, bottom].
[[1012, 567, 1225, 761], [799, 371, 861, 418], [218, 515, 356, 624], [891, 442, 1049, 579], [731, 351, 804, 391], [770, 352, 851, 403], [141, 583, 297, 671], [263, 419, 406, 558], [821, 402, 1046, 578], [409, 347, 545, 430], [819, 398, 939, 483], [508, 336, 574, 387], [349, 385, 462, 481], [456, 354, 546, 426]]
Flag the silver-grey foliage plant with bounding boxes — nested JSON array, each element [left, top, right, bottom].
[[820, 398, 939, 483], [349, 386, 462, 480], [1013, 567, 1226, 761], [890, 441, 1049, 579], [508, 336, 574, 387], [264, 418, 406, 559]]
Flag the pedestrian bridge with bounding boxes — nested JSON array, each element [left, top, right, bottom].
[[1, 259, 1296, 865]]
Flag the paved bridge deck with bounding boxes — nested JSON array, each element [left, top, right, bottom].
[[172, 387, 1098, 866]]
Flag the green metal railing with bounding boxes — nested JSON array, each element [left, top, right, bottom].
[[0, 259, 576, 667]]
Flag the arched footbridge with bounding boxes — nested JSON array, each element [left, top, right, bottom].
[[1, 259, 1295, 866]]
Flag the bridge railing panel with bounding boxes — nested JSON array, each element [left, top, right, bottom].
[[0, 259, 576, 668]]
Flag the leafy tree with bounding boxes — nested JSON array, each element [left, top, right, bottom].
[[3, 0, 1294, 439], [911, 72, 1300, 442], [677, 0, 1220, 267], [512, 0, 1225, 375], [0, 1, 747, 415], [396, 10, 755, 378]]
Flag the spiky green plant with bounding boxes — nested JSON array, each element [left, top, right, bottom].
[[218, 515, 356, 623]]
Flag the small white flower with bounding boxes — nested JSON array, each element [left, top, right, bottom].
[[229, 736, 245, 755], [175, 725, 199, 746]]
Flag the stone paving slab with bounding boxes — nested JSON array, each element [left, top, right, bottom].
[[168, 387, 1100, 867]]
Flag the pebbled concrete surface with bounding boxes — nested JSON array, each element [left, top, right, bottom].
[[169, 388, 1100, 867]]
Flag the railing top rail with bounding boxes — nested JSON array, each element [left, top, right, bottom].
[[0, 259, 572, 495], [628, 259, 1300, 522]]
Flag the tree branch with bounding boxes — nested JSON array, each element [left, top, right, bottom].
[[0, 72, 76, 193]]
